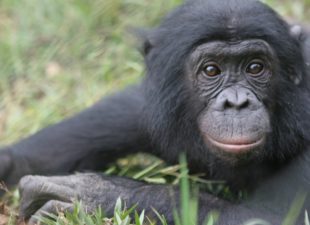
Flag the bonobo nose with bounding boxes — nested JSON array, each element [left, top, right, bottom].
[[214, 87, 253, 111]]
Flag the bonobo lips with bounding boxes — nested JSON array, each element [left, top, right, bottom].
[[206, 135, 265, 154]]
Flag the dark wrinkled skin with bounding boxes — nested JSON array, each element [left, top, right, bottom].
[[188, 39, 273, 163], [0, 0, 310, 224]]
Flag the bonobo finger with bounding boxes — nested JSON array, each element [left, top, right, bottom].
[[21, 174, 77, 189], [19, 175, 76, 218], [28, 200, 73, 225]]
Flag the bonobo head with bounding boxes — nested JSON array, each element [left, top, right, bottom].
[[143, 0, 310, 176], [188, 40, 273, 157]]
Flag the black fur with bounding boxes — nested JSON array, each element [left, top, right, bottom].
[[0, 0, 309, 224], [144, 0, 310, 189]]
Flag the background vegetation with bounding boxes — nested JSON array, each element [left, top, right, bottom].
[[0, 0, 309, 224]]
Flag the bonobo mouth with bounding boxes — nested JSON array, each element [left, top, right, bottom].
[[205, 135, 265, 154]]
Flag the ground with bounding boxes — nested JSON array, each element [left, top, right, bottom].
[[0, 0, 309, 224]]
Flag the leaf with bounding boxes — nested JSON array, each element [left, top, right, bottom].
[[114, 198, 122, 214], [139, 210, 145, 224], [305, 211, 310, 225]]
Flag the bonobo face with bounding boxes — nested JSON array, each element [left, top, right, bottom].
[[188, 40, 275, 157]]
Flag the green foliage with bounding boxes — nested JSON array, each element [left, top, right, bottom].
[[0, 0, 183, 144], [173, 154, 199, 225], [36, 199, 143, 225], [36, 202, 106, 225], [305, 211, 310, 225], [282, 192, 308, 225], [172, 154, 220, 225]]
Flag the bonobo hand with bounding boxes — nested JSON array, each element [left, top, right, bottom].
[[18, 173, 144, 225]]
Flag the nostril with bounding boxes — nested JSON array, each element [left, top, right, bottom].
[[238, 99, 249, 109], [223, 98, 249, 110], [224, 99, 234, 109]]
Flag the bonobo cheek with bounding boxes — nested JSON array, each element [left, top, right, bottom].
[[198, 109, 270, 155]]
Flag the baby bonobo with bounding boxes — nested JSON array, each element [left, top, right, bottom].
[[0, 0, 309, 224]]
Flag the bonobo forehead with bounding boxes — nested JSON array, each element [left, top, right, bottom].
[[191, 39, 276, 61], [147, 0, 302, 83]]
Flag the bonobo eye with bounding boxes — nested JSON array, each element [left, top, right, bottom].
[[246, 62, 265, 75], [203, 64, 221, 77]]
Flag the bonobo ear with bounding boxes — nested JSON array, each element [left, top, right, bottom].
[[289, 24, 307, 85], [131, 28, 154, 56], [141, 33, 153, 56], [290, 24, 303, 41]]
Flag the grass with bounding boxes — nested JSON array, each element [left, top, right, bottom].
[[0, 0, 182, 144], [0, 0, 309, 224]]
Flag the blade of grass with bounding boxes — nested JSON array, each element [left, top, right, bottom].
[[282, 191, 307, 225]]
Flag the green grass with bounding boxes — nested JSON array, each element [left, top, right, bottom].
[[0, 0, 183, 144], [0, 0, 309, 224]]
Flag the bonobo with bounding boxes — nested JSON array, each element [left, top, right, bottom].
[[0, 0, 309, 224]]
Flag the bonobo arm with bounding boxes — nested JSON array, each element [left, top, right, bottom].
[[18, 148, 310, 225], [17, 173, 233, 225], [0, 85, 150, 186], [18, 173, 290, 225], [216, 147, 310, 225], [241, 147, 310, 224]]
